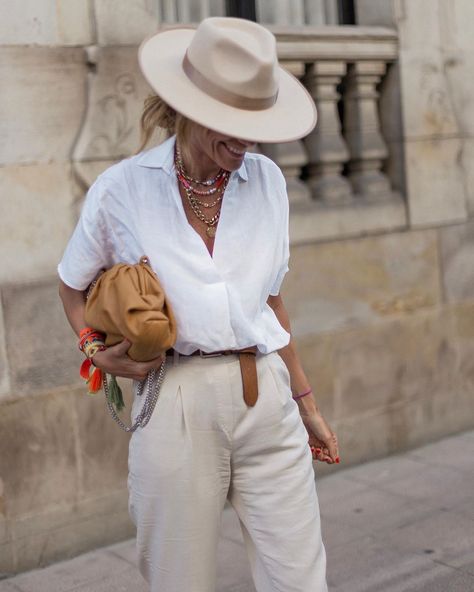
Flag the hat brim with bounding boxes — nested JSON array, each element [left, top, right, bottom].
[[138, 28, 317, 144]]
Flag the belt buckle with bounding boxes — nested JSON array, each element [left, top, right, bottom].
[[199, 350, 223, 358]]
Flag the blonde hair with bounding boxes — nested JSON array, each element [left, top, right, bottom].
[[138, 95, 193, 162]]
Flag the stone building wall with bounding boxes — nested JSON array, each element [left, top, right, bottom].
[[1, 0, 474, 575]]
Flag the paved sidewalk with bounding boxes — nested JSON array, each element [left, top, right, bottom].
[[1, 429, 473, 592]]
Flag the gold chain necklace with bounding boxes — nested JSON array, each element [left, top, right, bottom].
[[181, 174, 230, 238], [174, 146, 230, 238]]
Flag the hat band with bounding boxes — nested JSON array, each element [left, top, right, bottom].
[[182, 53, 278, 111]]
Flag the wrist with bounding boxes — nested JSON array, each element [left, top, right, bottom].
[[78, 327, 106, 359], [292, 387, 312, 401], [295, 392, 320, 414]]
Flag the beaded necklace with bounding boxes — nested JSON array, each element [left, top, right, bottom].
[[175, 144, 225, 186], [174, 144, 230, 238]]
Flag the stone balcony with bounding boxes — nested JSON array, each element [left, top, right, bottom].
[[69, 25, 405, 246], [265, 26, 405, 244]]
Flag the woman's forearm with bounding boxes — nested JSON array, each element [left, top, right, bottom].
[[58, 280, 88, 337], [267, 294, 319, 412]]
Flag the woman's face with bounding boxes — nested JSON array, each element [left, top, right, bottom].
[[187, 123, 255, 172]]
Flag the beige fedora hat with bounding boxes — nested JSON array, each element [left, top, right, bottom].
[[138, 17, 317, 143]]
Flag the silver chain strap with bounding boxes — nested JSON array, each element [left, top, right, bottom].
[[102, 360, 167, 433]]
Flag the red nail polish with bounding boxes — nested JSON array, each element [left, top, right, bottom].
[[315, 447, 321, 452], [335, 457, 340, 463]]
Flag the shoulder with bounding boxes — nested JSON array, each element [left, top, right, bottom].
[[93, 135, 176, 194], [87, 158, 130, 195], [243, 152, 286, 190]]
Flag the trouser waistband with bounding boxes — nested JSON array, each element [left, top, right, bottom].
[[165, 347, 258, 406]]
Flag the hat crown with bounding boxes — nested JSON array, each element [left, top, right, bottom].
[[186, 18, 279, 101]]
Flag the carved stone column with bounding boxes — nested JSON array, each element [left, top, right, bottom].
[[159, 0, 224, 22], [304, 0, 339, 25], [303, 61, 352, 204], [260, 141, 310, 204], [256, 0, 305, 24], [260, 61, 310, 204], [344, 61, 392, 198]]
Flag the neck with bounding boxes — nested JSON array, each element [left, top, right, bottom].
[[177, 142, 222, 182]]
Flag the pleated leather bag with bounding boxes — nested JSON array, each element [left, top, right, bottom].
[[85, 256, 177, 362]]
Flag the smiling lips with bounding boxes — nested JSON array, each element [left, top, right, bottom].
[[224, 143, 246, 157]]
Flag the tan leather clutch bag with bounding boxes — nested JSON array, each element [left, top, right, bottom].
[[84, 256, 177, 362]]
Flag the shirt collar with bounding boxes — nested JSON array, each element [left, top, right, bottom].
[[136, 135, 248, 182]]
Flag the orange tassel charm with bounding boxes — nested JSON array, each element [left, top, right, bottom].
[[88, 367, 103, 393], [80, 358, 104, 394], [80, 358, 92, 380]]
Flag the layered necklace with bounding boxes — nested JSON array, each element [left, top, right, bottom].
[[175, 144, 230, 238]]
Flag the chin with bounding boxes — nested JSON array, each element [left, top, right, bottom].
[[218, 143, 246, 171], [224, 158, 245, 172]]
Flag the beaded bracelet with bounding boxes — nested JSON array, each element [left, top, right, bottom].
[[78, 327, 106, 394], [78, 328, 106, 356], [292, 388, 312, 401]]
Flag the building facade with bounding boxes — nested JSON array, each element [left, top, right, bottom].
[[1, 0, 474, 574]]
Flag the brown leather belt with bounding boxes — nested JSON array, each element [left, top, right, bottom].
[[166, 347, 258, 406]]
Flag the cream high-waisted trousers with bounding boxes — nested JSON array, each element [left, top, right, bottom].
[[127, 351, 328, 592]]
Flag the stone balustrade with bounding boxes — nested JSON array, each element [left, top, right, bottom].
[[63, 26, 406, 247], [267, 26, 407, 243], [66, 26, 406, 250]]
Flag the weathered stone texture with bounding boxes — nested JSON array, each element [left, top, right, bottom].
[[440, 220, 474, 302], [378, 62, 403, 143], [394, 0, 474, 228], [0, 392, 79, 518], [0, 48, 87, 166], [74, 381, 132, 496], [283, 229, 440, 336], [11, 490, 133, 573], [2, 279, 82, 397], [0, 385, 134, 572], [354, 0, 395, 27], [289, 196, 407, 244], [256, 0, 305, 25], [0, 1, 93, 45], [0, 164, 77, 285], [94, 0, 160, 45], [460, 137, 474, 215], [404, 137, 468, 226], [72, 47, 153, 166], [397, 1, 442, 52], [438, 0, 474, 52], [332, 311, 458, 420], [398, 52, 459, 140], [0, 300, 11, 399], [294, 303, 474, 467], [442, 50, 474, 137]]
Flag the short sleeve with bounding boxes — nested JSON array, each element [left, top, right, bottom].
[[57, 177, 111, 290], [269, 170, 290, 296]]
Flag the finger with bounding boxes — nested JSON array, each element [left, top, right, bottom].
[[309, 445, 326, 463], [140, 355, 165, 372], [312, 445, 334, 464], [112, 339, 131, 356], [325, 433, 339, 463]]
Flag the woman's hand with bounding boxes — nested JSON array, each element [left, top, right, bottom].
[[91, 339, 164, 381], [296, 395, 340, 464]]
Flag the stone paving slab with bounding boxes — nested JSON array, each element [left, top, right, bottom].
[[1, 429, 473, 592]]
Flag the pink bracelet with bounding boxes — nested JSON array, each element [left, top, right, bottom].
[[293, 388, 312, 400]]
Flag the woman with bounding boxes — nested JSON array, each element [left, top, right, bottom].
[[59, 17, 339, 592]]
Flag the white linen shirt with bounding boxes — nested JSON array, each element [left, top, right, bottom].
[[58, 136, 290, 355]]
